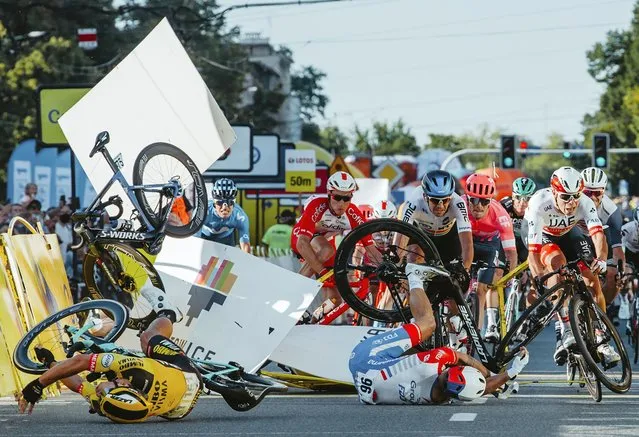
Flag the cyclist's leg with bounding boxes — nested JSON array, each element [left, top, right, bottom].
[[295, 234, 335, 278], [139, 283, 181, 352], [473, 237, 500, 331]]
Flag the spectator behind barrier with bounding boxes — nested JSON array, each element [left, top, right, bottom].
[[262, 210, 295, 257], [20, 183, 38, 206]]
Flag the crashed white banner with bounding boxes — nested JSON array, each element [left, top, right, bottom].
[[59, 18, 235, 197], [270, 325, 391, 383], [123, 236, 322, 373]]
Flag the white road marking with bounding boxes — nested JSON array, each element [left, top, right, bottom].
[[449, 413, 477, 421]]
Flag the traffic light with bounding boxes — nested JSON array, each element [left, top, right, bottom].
[[592, 133, 610, 169], [563, 141, 571, 159], [500, 135, 516, 169]]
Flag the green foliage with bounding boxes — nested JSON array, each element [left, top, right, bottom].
[[354, 119, 420, 156], [291, 65, 328, 122], [320, 124, 349, 156]]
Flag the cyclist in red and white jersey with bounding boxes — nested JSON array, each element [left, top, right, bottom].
[[525, 167, 619, 366], [293, 172, 381, 322], [463, 173, 518, 341]]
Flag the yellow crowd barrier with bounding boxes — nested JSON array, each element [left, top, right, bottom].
[[0, 217, 73, 398]]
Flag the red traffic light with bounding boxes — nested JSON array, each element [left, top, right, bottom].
[[519, 140, 528, 149]]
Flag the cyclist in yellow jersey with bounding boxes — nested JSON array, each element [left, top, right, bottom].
[[18, 285, 202, 423]]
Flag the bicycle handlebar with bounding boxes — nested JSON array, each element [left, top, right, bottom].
[[534, 258, 585, 290]]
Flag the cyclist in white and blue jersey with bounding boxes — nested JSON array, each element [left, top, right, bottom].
[[199, 178, 251, 253]]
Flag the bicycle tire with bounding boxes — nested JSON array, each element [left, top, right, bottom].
[[13, 299, 129, 375], [497, 282, 568, 365], [334, 219, 441, 323], [84, 243, 165, 331], [133, 143, 207, 238], [569, 294, 632, 394], [576, 354, 602, 402]]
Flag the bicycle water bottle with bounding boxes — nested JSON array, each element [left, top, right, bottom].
[[110, 219, 133, 231]]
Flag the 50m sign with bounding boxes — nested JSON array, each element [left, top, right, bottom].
[[285, 149, 316, 193]]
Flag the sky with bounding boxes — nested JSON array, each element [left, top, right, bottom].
[[221, 0, 636, 147]]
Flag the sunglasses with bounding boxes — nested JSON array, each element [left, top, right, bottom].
[[513, 194, 531, 202], [427, 196, 452, 206], [214, 199, 234, 207], [468, 197, 491, 206], [583, 189, 604, 198], [558, 193, 581, 202], [331, 194, 353, 202]]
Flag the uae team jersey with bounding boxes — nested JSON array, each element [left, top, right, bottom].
[[398, 186, 471, 236], [463, 195, 516, 252], [524, 188, 603, 253]]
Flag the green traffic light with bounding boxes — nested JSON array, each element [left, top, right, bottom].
[[596, 156, 607, 167], [562, 151, 571, 159], [504, 157, 514, 168]]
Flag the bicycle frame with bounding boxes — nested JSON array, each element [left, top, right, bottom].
[[82, 146, 178, 234], [315, 269, 373, 326], [493, 260, 530, 339]]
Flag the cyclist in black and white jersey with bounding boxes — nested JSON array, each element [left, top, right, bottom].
[[580, 168, 625, 305], [622, 208, 639, 270], [398, 170, 473, 272]]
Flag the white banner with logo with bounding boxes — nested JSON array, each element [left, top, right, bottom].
[[12, 160, 31, 203], [269, 325, 391, 383], [34, 166, 52, 210], [117, 236, 321, 373]]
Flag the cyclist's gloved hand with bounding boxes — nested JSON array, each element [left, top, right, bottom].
[[34, 346, 56, 369], [591, 258, 607, 275], [507, 347, 529, 379], [448, 262, 470, 292], [21, 378, 45, 404]]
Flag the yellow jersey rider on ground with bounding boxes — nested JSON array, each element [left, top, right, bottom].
[[18, 286, 203, 423]]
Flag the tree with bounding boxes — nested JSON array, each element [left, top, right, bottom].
[[583, 4, 639, 191], [291, 65, 328, 122], [353, 119, 420, 156], [320, 124, 349, 156]]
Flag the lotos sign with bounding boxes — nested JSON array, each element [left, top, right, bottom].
[[285, 149, 316, 193]]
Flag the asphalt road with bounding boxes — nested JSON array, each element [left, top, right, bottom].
[[3, 322, 639, 437]]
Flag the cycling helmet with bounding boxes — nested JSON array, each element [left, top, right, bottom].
[[421, 170, 455, 197], [512, 177, 536, 197], [550, 167, 583, 194], [212, 178, 238, 200], [100, 387, 150, 424], [446, 366, 486, 401], [465, 173, 496, 199], [581, 167, 608, 190], [373, 200, 397, 219], [327, 171, 357, 192]]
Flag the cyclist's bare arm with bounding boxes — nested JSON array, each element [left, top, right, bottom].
[[240, 242, 251, 253], [591, 231, 608, 265], [296, 234, 326, 275], [459, 231, 474, 271], [528, 251, 544, 279], [454, 351, 490, 378], [505, 249, 518, 275], [37, 354, 91, 387], [363, 243, 383, 265]]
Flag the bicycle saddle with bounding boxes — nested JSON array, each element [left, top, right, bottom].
[[90, 131, 110, 158]]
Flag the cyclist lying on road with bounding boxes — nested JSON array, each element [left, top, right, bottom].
[[349, 263, 529, 404], [18, 286, 202, 423]]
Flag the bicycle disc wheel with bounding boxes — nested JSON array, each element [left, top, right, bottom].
[[569, 294, 632, 394], [84, 243, 165, 331], [333, 218, 441, 323], [576, 354, 602, 402], [498, 282, 567, 365], [13, 299, 128, 374], [133, 143, 207, 238]]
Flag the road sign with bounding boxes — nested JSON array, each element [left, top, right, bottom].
[[285, 149, 316, 193], [38, 86, 91, 146], [329, 155, 351, 176], [372, 159, 404, 188], [243, 167, 327, 199]]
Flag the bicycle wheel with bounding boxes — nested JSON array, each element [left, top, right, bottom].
[[334, 219, 441, 323], [498, 282, 567, 365], [575, 354, 602, 402], [13, 299, 128, 374], [133, 143, 207, 238], [84, 243, 165, 331], [569, 294, 632, 394]]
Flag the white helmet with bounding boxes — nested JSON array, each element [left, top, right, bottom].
[[327, 171, 357, 192], [373, 200, 397, 219], [446, 366, 486, 401], [550, 167, 584, 194], [581, 167, 608, 190]]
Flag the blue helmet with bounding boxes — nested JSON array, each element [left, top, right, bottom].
[[421, 170, 455, 197], [212, 178, 237, 200]]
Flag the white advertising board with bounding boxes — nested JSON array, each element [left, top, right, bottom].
[[59, 18, 235, 207], [34, 166, 52, 210], [270, 325, 391, 383], [207, 125, 252, 172], [119, 236, 322, 372]]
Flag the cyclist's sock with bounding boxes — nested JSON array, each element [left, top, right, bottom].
[[554, 321, 562, 342], [559, 307, 571, 332], [487, 308, 498, 327]]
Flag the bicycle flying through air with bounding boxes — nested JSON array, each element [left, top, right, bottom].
[[72, 131, 207, 329]]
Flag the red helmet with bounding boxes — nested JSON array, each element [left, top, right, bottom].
[[465, 174, 496, 199]]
